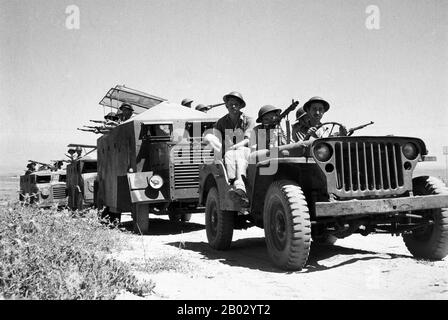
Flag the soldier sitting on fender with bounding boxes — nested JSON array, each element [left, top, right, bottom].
[[203, 91, 255, 205], [291, 96, 346, 141]]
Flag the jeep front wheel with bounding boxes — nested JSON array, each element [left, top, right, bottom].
[[205, 187, 234, 250], [263, 180, 311, 270], [403, 176, 448, 260]]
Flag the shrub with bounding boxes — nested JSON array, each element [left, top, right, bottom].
[[0, 203, 154, 299]]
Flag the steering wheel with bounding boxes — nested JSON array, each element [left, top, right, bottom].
[[304, 121, 347, 140]]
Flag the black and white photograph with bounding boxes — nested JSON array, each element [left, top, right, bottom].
[[0, 0, 447, 302]]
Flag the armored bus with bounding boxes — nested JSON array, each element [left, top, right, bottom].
[[95, 86, 219, 233], [19, 161, 68, 208], [66, 144, 98, 210]]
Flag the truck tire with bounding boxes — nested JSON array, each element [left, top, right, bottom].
[[205, 187, 234, 250], [263, 180, 311, 270], [132, 203, 149, 235], [403, 176, 448, 260]]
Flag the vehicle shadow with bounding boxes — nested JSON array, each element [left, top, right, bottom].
[[120, 218, 205, 236], [167, 238, 413, 273]]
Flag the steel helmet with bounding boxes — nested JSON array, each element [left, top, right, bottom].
[[119, 103, 134, 112], [256, 105, 282, 123], [295, 106, 307, 121], [195, 104, 207, 112], [303, 97, 330, 113], [181, 98, 194, 106], [223, 91, 246, 108]]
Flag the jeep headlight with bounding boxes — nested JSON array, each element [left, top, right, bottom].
[[403, 142, 418, 160], [149, 175, 164, 189], [313, 143, 333, 162]]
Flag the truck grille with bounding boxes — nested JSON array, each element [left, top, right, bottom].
[[334, 141, 404, 192], [52, 185, 66, 199], [172, 145, 214, 189]]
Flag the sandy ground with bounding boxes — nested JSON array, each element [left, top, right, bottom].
[[113, 213, 448, 300]]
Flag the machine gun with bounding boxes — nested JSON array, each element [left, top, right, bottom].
[[89, 119, 107, 124], [275, 99, 299, 144], [347, 121, 374, 136], [77, 127, 98, 134], [196, 102, 225, 112], [28, 160, 63, 171]]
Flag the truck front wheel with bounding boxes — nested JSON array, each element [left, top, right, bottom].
[[403, 176, 448, 260], [263, 180, 311, 270], [205, 187, 234, 250]]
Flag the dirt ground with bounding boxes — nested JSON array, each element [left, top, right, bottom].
[[113, 213, 448, 300]]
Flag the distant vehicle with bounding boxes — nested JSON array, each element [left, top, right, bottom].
[[65, 144, 98, 210], [199, 119, 448, 270], [95, 85, 219, 233], [19, 160, 68, 208]]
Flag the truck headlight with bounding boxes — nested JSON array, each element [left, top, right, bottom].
[[313, 143, 333, 162], [402, 143, 418, 160], [41, 187, 50, 199], [149, 175, 164, 189], [87, 180, 94, 192]]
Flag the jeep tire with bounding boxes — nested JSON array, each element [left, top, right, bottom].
[[403, 176, 448, 260], [263, 180, 311, 270], [205, 187, 234, 250]]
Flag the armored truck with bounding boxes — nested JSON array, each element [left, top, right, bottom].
[[66, 144, 98, 210], [199, 120, 448, 270], [19, 162, 68, 208], [95, 86, 219, 233]]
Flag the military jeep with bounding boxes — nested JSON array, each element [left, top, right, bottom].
[[198, 121, 448, 270]]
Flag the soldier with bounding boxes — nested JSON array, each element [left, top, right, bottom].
[[291, 106, 309, 142], [181, 98, 194, 108], [116, 109, 124, 123], [291, 97, 336, 141], [119, 103, 134, 122], [204, 91, 254, 205], [25, 162, 36, 175], [250, 105, 287, 151]]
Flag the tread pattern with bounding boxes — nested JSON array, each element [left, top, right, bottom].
[[403, 176, 448, 260], [205, 187, 234, 250], [264, 180, 311, 270]]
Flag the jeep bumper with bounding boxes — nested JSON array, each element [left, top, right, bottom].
[[315, 194, 448, 217]]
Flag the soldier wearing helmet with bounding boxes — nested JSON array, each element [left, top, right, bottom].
[[119, 103, 134, 121], [181, 98, 194, 108], [291, 97, 329, 141], [250, 105, 286, 150], [292, 97, 346, 141], [204, 91, 254, 205]]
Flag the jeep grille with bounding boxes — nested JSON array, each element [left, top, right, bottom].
[[335, 141, 404, 191], [313, 137, 423, 198]]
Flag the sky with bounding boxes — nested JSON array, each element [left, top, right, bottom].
[[0, 0, 447, 174]]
